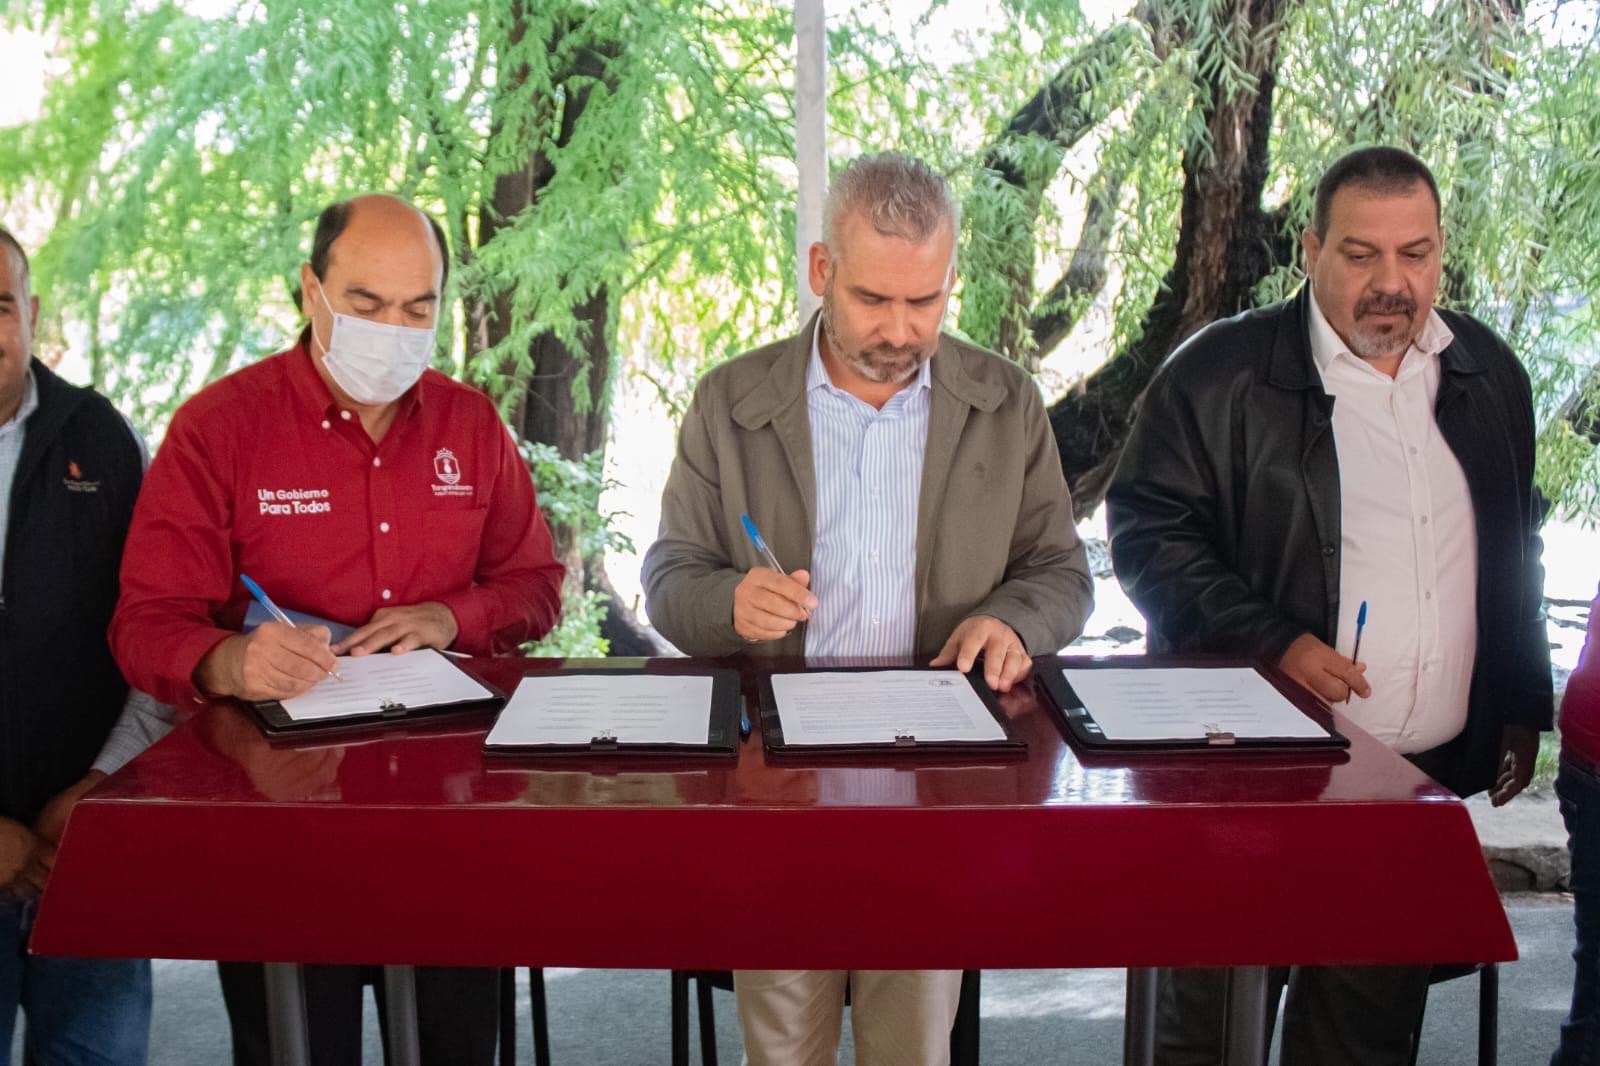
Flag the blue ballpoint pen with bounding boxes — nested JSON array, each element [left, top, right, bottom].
[[1346, 600, 1368, 704], [739, 513, 787, 576], [736, 513, 794, 739], [240, 574, 345, 683]]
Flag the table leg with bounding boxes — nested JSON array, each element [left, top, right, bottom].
[[1222, 966, 1269, 1066], [1123, 967, 1157, 1066], [262, 962, 311, 1066], [383, 964, 422, 1066]]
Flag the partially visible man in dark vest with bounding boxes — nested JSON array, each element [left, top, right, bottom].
[[0, 226, 171, 1062]]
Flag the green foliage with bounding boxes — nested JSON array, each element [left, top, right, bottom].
[[1259, 0, 1600, 518], [0, 0, 811, 426], [517, 441, 634, 561], [1, 0, 1596, 541], [855, 0, 1600, 516], [515, 440, 630, 657], [527, 587, 612, 658]]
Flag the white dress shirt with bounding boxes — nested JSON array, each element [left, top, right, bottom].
[[803, 323, 932, 659], [1309, 291, 1478, 753]]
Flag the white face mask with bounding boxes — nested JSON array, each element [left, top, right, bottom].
[[311, 282, 436, 406]]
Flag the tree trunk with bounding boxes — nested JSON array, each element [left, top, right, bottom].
[[956, 23, 1143, 366], [1025, 81, 1189, 364], [1560, 366, 1600, 445], [465, 5, 666, 655], [1028, 166, 1119, 360], [1048, 0, 1300, 519]]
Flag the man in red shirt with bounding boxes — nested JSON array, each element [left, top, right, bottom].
[[110, 194, 563, 1064], [1553, 583, 1600, 1066]]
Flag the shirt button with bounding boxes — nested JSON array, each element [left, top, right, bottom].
[[340, 410, 352, 421], [320, 419, 331, 430], [1322, 545, 1336, 557], [372, 457, 382, 468], [1420, 516, 1429, 525], [381, 589, 393, 601], [379, 522, 391, 534], [1425, 591, 1433, 600], [1409, 446, 1418, 455], [870, 616, 881, 625]]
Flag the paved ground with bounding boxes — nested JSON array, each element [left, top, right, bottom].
[[8, 893, 1582, 1064], [1471, 793, 1572, 892]]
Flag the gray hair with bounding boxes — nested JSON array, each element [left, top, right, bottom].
[[822, 153, 960, 248]]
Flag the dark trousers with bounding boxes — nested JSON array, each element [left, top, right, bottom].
[[1153, 742, 1462, 1065], [1154, 964, 1431, 1066], [217, 961, 498, 1066], [1553, 753, 1600, 1065]]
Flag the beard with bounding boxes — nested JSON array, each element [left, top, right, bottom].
[[1347, 291, 1420, 361], [820, 291, 931, 385]]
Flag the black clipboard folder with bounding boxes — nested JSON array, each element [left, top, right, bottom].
[[248, 649, 507, 738], [757, 666, 1026, 760], [483, 668, 744, 760], [1036, 656, 1349, 754]]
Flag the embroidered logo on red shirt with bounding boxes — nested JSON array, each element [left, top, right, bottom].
[[431, 448, 473, 497], [434, 448, 462, 486]]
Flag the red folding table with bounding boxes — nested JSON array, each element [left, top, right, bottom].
[[31, 656, 1514, 1065]]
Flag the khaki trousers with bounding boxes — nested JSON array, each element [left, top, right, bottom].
[[734, 969, 962, 1066]]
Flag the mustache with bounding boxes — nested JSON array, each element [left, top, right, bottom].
[[1355, 293, 1417, 319], [863, 343, 922, 363]]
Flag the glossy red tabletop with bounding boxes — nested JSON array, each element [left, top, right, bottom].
[[31, 656, 1514, 971]]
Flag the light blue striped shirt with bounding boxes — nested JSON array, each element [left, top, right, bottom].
[[804, 324, 932, 659]]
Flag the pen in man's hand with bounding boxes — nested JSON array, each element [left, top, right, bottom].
[[240, 574, 345, 683], [1346, 599, 1368, 704], [739, 513, 788, 576]]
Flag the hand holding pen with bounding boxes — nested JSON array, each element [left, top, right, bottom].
[[187, 573, 349, 703], [241, 575, 345, 683], [732, 513, 816, 644], [1345, 600, 1368, 704]]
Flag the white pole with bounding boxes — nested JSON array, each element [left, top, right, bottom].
[[795, 0, 826, 327]]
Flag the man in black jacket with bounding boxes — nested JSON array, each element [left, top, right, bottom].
[[0, 227, 167, 1063], [1107, 147, 1551, 1064]]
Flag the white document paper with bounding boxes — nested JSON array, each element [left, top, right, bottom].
[[277, 649, 494, 722], [1059, 666, 1328, 741], [768, 671, 1006, 746], [485, 674, 716, 747]]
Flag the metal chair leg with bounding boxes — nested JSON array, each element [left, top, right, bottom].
[[498, 968, 516, 1066], [530, 967, 551, 1066], [671, 970, 690, 1066], [950, 970, 980, 1065], [696, 974, 719, 1066], [1479, 963, 1498, 1066], [1407, 974, 1429, 1066]]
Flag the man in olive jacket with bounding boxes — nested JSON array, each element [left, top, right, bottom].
[[1107, 146, 1550, 1065], [643, 153, 1091, 1066]]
